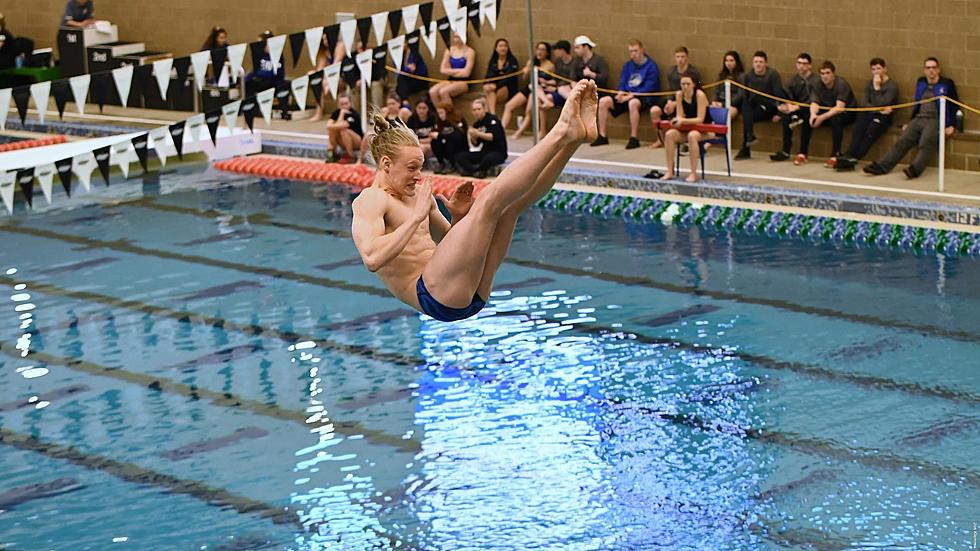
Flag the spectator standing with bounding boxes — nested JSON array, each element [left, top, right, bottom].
[[454, 98, 507, 178], [61, 0, 94, 28], [836, 58, 899, 171], [808, 60, 856, 167], [735, 51, 784, 159], [483, 38, 520, 115], [326, 94, 363, 163], [429, 32, 476, 107], [769, 53, 820, 165], [648, 46, 701, 148], [864, 57, 959, 179], [711, 50, 745, 117], [592, 38, 660, 150], [432, 103, 468, 174], [660, 73, 712, 182]]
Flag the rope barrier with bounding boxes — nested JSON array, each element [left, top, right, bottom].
[[726, 79, 940, 113], [383, 65, 527, 85], [945, 96, 980, 117]]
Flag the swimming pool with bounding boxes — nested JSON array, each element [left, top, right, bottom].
[[1, 166, 978, 550]]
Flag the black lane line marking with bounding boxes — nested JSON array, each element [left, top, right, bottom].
[[315, 257, 364, 272], [168, 343, 267, 373], [0, 477, 86, 510], [132, 198, 980, 344], [161, 427, 270, 461], [178, 280, 264, 302], [0, 345, 421, 455], [635, 304, 722, 327], [176, 228, 256, 247], [897, 415, 980, 448], [0, 384, 91, 413], [40, 257, 119, 275]]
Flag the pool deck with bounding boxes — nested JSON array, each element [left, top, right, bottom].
[[5, 103, 980, 229]]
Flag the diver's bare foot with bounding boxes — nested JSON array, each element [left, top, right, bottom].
[[554, 79, 590, 144], [580, 80, 599, 143]]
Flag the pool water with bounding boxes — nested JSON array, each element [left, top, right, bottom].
[[1, 166, 978, 550]]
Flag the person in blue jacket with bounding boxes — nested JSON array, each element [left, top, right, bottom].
[[591, 39, 659, 150], [864, 57, 959, 179], [244, 30, 285, 97]]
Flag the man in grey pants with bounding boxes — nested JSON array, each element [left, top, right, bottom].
[[864, 57, 959, 179]]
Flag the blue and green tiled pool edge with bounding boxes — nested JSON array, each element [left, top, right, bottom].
[[536, 189, 980, 257]]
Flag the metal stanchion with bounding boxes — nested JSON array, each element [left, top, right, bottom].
[[360, 78, 368, 135], [527, 0, 538, 144], [724, 80, 733, 172], [939, 96, 946, 193]]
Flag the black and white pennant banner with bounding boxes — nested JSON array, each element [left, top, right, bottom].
[[190, 51, 210, 91], [256, 88, 275, 126], [324, 62, 341, 100], [339, 20, 357, 53], [304, 27, 323, 66], [111, 140, 133, 179], [481, 0, 497, 29], [372, 12, 388, 45], [0, 171, 14, 214], [149, 126, 171, 167], [228, 43, 247, 80], [111, 64, 134, 108], [402, 4, 420, 33], [72, 150, 96, 192], [222, 100, 242, 131], [36, 163, 55, 205], [356, 50, 374, 84], [267, 35, 286, 72], [152, 58, 173, 101], [69, 74, 90, 116], [421, 22, 438, 57], [388, 35, 406, 71], [29, 82, 51, 125], [290, 77, 308, 111], [0, 88, 9, 130]]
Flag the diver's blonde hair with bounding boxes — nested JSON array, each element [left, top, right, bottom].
[[368, 108, 420, 163]]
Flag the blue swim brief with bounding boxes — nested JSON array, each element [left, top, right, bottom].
[[416, 276, 486, 322]]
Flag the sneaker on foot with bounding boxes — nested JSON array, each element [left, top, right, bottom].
[[735, 146, 751, 160], [835, 158, 856, 171], [745, 134, 759, 147], [824, 156, 837, 169], [863, 162, 886, 176], [625, 137, 641, 149], [590, 135, 609, 147], [770, 150, 790, 162], [337, 154, 354, 165], [793, 153, 808, 166], [903, 165, 920, 179], [788, 114, 803, 129]]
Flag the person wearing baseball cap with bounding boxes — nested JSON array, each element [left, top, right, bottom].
[[569, 35, 609, 90]]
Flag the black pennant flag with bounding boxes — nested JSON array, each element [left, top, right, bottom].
[[497, 0, 503, 18], [372, 48, 388, 82], [274, 82, 291, 116], [55, 157, 73, 197], [211, 47, 228, 78], [325, 24, 340, 56], [420, 2, 435, 29], [436, 16, 452, 49], [90, 72, 111, 112], [406, 30, 421, 55], [240, 97, 257, 133], [168, 121, 185, 160], [309, 71, 324, 106], [133, 64, 153, 104], [93, 145, 111, 185], [356, 17, 372, 47], [249, 41, 266, 72], [288, 32, 305, 68], [174, 56, 191, 83], [388, 10, 403, 38], [466, 0, 482, 36], [205, 109, 221, 146], [16, 168, 34, 208], [52, 80, 70, 119], [132, 134, 149, 172], [12, 87, 29, 124], [340, 55, 359, 88]]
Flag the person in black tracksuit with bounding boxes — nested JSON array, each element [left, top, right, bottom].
[[432, 104, 468, 174], [736, 51, 785, 159], [770, 53, 820, 163], [454, 98, 507, 178]]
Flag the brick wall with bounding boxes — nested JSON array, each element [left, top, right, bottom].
[[6, 0, 980, 170]]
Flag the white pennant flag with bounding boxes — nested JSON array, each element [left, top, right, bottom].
[[450, 9, 468, 44], [0, 88, 10, 130], [305, 27, 323, 67], [356, 49, 374, 84], [36, 163, 55, 205], [443, 0, 459, 20], [227, 43, 247, 82], [371, 12, 388, 45], [420, 22, 438, 58], [29, 81, 51, 125], [482, 0, 497, 29], [69, 74, 90, 116], [402, 4, 419, 33], [111, 141, 133, 179], [267, 34, 286, 73], [149, 126, 170, 166], [152, 58, 173, 100], [185, 113, 206, 144], [387, 35, 406, 71], [339, 19, 357, 53], [221, 99, 242, 130], [190, 50, 211, 91], [256, 88, 275, 125], [0, 172, 14, 214], [111, 64, 134, 108], [324, 62, 342, 100], [72, 151, 96, 192], [290, 76, 309, 111]]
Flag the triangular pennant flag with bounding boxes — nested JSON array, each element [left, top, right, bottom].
[[371, 12, 388, 45], [93, 145, 111, 185], [111, 141, 132, 179], [168, 120, 185, 160], [443, 0, 458, 19], [55, 157, 73, 196], [309, 70, 324, 106], [222, 99, 241, 131], [174, 56, 191, 83], [356, 49, 374, 85], [450, 9, 468, 44], [404, 4, 421, 33], [406, 30, 422, 56], [152, 57, 173, 100], [436, 17, 452, 49], [0, 88, 10, 130], [90, 72, 110, 112], [256, 88, 275, 126], [12, 87, 29, 124], [339, 20, 357, 53], [290, 76, 309, 111], [111, 64, 134, 108], [481, 0, 497, 29], [372, 48, 388, 82], [190, 50, 210, 91], [227, 43, 247, 81], [149, 126, 170, 166], [324, 62, 341, 100], [340, 55, 359, 88], [497, 0, 502, 18], [204, 109, 221, 146], [419, 24, 437, 58], [29, 81, 51, 125], [51, 79, 71, 118], [267, 35, 286, 73], [419, 2, 434, 29], [132, 133, 149, 172], [249, 41, 265, 72], [133, 64, 153, 104], [356, 17, 372, 47], [210, 47, 228, 80], [16, 168, 34, 208], [71, 150, 96, 192], [240, 96, 257, 132], [304, 27, 324, 67], [288, 32, 305, 68], [388, 10, 403, 38], [36, 163, 55, 204], [325, 24, 340, 56], [185, 113, 206, 144], [466, 0, 481, 37], [388, 35, 406, 71], [274, 81, 291, 114], [0, 172, 14, 214], [68, 74, 90, 116]]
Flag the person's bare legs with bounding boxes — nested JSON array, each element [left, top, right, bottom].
[[661, 128, 680, 179], [648, 105, 664, 148], [597, 95, 614, 138], [685, 130, 703, 182], [421, 79, 597, 308], [628, 98, 641, 138], [501, 92, 526, 129], [484, 83, 498, 114]]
